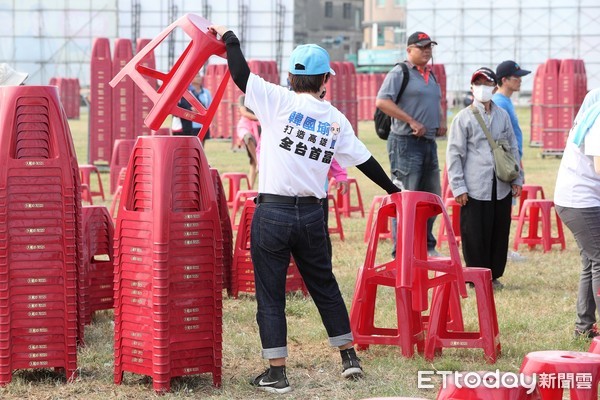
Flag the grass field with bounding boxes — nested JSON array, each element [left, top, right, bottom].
[[0, 107, 592, 400]]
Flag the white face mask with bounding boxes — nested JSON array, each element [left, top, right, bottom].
[[472, 84, 495, 103]]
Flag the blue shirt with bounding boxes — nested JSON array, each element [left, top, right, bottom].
[[492, 93, 523, 158]]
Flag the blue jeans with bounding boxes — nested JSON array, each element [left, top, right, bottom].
[[387, 134, 441, 251], [556, 205, 600, 332], [250, 202, 353, 359]]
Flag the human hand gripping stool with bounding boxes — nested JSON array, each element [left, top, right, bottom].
[[209, 24, 400, 394]]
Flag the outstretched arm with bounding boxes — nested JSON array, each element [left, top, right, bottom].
[[208, 26, 251, 93], [355, 156, 401, 194]]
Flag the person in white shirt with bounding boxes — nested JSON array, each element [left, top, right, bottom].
[[555, 88, 600, 340], [209, 24, 400, 394]]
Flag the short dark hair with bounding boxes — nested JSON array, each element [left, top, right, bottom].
[[288, 73, 329, 93]]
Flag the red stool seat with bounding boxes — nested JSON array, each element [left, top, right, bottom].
[[79, 164, 105, 201], [589, 336, 600, 354], [513, 199, 565, 253], [425, 267, 501, 363], [437, 197, 461, 249], [327, 194, 344, 241], [512, 184, 545, 220], [109, 13, 230, 138], [331, 177, 364, 218], [364, 195, 392, 243], [520, 350, 600, 400], [436, 370, 541, 399], [221, 172, 251, 208]]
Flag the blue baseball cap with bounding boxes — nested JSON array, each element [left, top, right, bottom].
[[289, 44, 336, 76]]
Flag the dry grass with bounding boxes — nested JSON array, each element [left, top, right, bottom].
[[0, 107, 590, 400]]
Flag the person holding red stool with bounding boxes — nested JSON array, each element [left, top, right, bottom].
[[209, 24, 400, 394]]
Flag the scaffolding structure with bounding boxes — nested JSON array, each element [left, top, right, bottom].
[[406, 0, 600, 96]]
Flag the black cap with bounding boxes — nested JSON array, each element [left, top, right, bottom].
[[496, 60, 531, 80], [407, 31, 438, 47], [471, 67, 498, 85]]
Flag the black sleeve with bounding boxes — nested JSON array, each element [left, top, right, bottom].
[[222, 31, 250, 93], [355, 156, 401, 194]]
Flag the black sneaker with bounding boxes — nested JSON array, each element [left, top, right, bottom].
[[340, 347, 364, 380], [492, 279, 504, 290], [251, 367, 292, 394]]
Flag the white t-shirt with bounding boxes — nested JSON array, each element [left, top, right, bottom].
[[554, 117, 600, 208], [244, 73, 371, 198]]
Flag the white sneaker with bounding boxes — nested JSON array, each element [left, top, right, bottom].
[[507, 250, 527, 262]]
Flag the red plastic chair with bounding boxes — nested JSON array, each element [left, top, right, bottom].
[[109, 13, 230, 139], [436, 371, 541, 399], [512, 184, 545, 220], [330, 177, 364, 218], [437, 197, 461, 249], [221, 172, 251, 208], [230, 189, 258, 231], [520, 351, 600, 400], [349, 191, 467, 358], [327, 194, 344, 241], [79, 164, 105, 201], [513, 199, 565, 253], [425, 267, 501, 364]]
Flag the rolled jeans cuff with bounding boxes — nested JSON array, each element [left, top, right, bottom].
[[262, 346, 288, 360], [329, 332, 353, 348]]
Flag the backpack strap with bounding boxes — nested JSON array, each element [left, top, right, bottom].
[[394, 62, 410, 104]]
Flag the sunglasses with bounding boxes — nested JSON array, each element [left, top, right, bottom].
[[410, 43, 435, 50]]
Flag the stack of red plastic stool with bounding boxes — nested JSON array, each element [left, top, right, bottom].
[[436, 371, 540, 399], [350, 191, 467, 358], [109, 13, 230, 139], [425, 267, 501, 363], [520, 350, 600, 399], [220, 172, 251, 209], [327, 194, 344, 241], [210, 168, 233, 296], [81, 206, 114, 333], [512, 184, 545, 220], [79, 164, 105, 203], [0, 85, 81, 384], [330, 177, 364, 218], [113, 136, 223, 392], [364, 195, 392, 243], [231, 198, 308, 299], [513, 199, 566, 253]]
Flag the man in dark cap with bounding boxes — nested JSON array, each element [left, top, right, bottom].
[[376, 31, 445, 257], [493, 60, 531, 262]]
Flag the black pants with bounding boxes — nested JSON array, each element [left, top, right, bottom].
[[460, 187, 512, 280]]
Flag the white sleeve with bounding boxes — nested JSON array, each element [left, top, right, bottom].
[[584, 118, 600, 157]]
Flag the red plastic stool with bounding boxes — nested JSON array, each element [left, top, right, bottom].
[[221, 172, 251, 208], [109, 13, 230, 138], [231, 190, 258, 231], [520, 350, 600, 400], [350, 191, 467, 358], [81, 183, 92, 205], [513, 199, 565, 253], [436, 371, 541, 399], [327, 194, 344, 241], [437, 197, 461, 249], [331, 177, 365, 218], [512, 184, 545, 220], [425, 267, 501, 363], [589, 336, 600, 354], [364, 195, 392, 243], [79, 164, 105, 201]]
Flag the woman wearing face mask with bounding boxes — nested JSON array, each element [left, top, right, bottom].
[[446, 67, 523, 289]]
